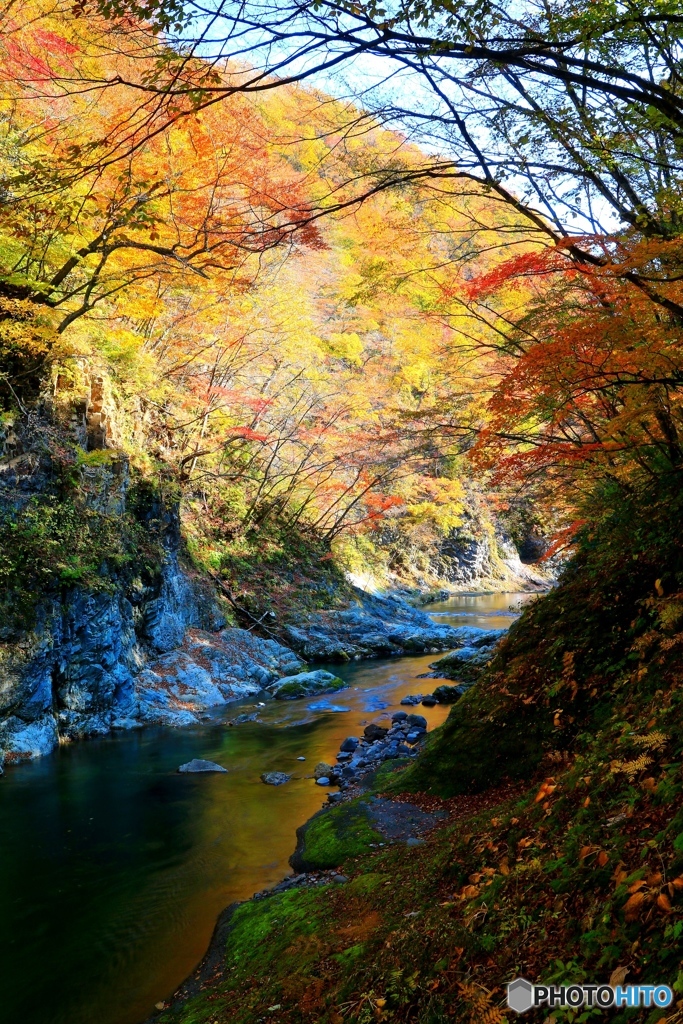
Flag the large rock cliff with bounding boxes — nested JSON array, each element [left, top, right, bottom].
[[0, 545, 306, 766]]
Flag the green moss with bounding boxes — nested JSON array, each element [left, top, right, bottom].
[[291, 799, 384, 871], [0, 480, 166, 628], [74, 447, 117, 467], [274, 676, 344, 700], [159, 888, 331, 1024], [347, 872, 387, 895]]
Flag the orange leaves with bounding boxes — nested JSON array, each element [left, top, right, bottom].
[[534, 778, 557, 804], [619, 871, 683, 921], [578, 845, 608, 868], [623, 890, 647, 921]]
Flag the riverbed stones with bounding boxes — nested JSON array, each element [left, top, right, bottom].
[[340, 736, 359, 752], [363, 723, 388, 741], [316, 776, 331, 786], [314, 761, 335, 779], [391, 711, 408, 722], [261, 771, 292, 785], [177, 758, 228, 773]]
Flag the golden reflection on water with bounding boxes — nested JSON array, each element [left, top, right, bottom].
[[0, 593, 535, 1024]]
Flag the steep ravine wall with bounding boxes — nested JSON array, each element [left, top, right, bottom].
[[0, 547, 306, 767], [0, 406, 551, 770]]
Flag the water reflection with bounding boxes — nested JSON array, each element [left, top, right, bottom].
[[0, 592, 538, 1024]]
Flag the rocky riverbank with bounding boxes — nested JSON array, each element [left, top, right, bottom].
[[0, 547, 471, 768]]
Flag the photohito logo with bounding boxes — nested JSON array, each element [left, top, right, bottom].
[[507, 977, 673, 1013]]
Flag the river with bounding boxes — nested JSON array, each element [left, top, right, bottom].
[[0, 592, 535, 1024]]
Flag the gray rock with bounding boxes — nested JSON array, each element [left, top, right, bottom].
[[314, 761, 335, 779], [432, 684, 466, 704], [364, 723, 388, 741], [331, 873, 348, 883], [406, 713, 428, 730], [178, 759, 228, 773], [336, 751, 352, 762], [281, 587, 463, 662], [261, 771, 292, 786], [316, 776, 330, 786], [340, 736, 359, 752], [0, 546, 307, 765], [448, 626, 507, 649], [428, 644, 497, 683], [268, 670, 347, 700], [327, 792, 343, 803], [406, 731, 422, 744], [297, 756, 306, 761], [391, 711, 408, 722], [406, 837, 425, 847], [421, 695, 438, 707]]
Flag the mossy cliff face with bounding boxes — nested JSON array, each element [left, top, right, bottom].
[[0, 464, 308, 765], [153, 480, 683, 1024]]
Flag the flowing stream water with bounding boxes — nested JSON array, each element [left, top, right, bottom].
[[0, 592, 536, 1024]]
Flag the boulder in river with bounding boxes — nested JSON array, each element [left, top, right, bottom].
[[364, 723, 388, 741], [261, 771, 292, 785], [177, 759, 228, 773], [427, 645, 497, 683], [432, 683, 466, 704], [406, 713, 428, 730], [449, 626, 507, 648], [314, 761, 335, 780], [340, 736, 359, 752], [268, 670, 347, 700]]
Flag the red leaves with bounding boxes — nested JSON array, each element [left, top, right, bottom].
[[464, 244, 577, 301]]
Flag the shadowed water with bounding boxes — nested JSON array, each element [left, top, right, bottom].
[[0, 592, 536, 1024]]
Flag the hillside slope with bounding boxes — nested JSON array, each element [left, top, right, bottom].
[[151, 476, 683, 1024]]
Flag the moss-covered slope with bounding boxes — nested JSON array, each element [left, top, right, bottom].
[[153, 478, 683, 1024]]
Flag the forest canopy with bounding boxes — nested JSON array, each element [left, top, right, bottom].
[[1, 0, 683, 574]]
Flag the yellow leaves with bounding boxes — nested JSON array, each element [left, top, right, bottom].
[[324, 331, 364, 365], [609, 754, 653, 778], [630, 730, 668, 751]]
